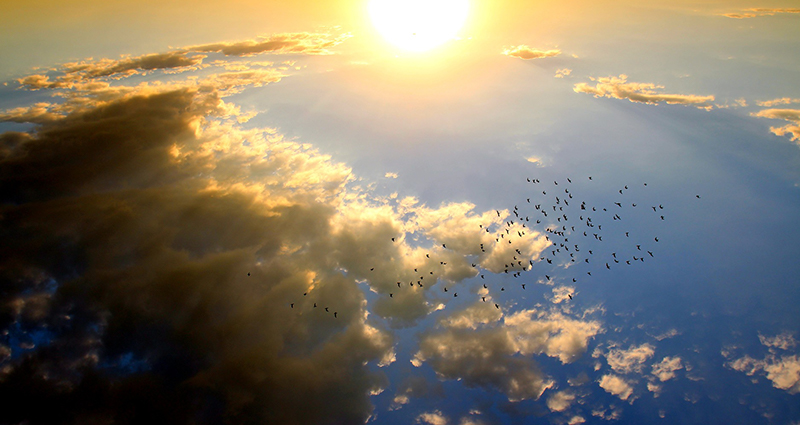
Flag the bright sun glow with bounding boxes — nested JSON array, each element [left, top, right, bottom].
[[369, 0, 469, 52]]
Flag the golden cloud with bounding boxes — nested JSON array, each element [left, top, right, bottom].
[[503, 45, 562, 60], [751, 108, 800, 143], [574, 75, 715, 110]]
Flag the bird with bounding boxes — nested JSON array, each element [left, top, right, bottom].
[[247, 272, 250, 276], [696, 194, 701, 199], [325, 307, 329, 312], [654, 237, 659, 242], [522, 284, 526, 289], [397, 282, 401, 287], [390, 293, 393, 298], [482, 296, 486, 302], [495, 303, 500, 309], [442, 244, 446, 248], [370, 268, 374, 271], [392, 237, 395, 242], [589, 176, 593, 180], [290, 303, 294, 308], [568, 294, 573, 299], [648, 251, 653, 257], [454, 293, 458, 297], [314, 303, 317, 308], [334, 312, 338, 318]]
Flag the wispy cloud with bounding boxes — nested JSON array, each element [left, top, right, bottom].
[[756, 98, 800, 107], [574, 75, 715, 110], [503, 45, 561, 60], [722, 8, 800, 18], [188, 32, 351, 57], [15, 32, 348, 91]]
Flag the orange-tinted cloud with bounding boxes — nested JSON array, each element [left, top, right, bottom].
[[188, 32, 351, 57], [723, 8, 800, 18], [751, 108, 800, 143], [503, 45, 561, 60], [574, 75, 715, 110]]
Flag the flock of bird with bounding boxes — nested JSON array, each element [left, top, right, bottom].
[[275, 175, 699, 317]]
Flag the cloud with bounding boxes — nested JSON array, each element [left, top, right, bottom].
[[503, 45, 561, 60], [728, 355, 800, 394], [574, 75, 715, 110], [413, 304, 600, 401], [546, 390, 576, 412], [385, 172, 398, 179], [757, 98, 800, 107], [555, 68, 572, 78], [0, 34, 542, 423], [188, 32, 351, 57], [390, 376, 444, 410], [551, 286, 575, 303], [417, 410, 449, 425], [605, 343, 655, 374], [751, 109, 800, 143], [759, 332, 797, 351], [598, 374, 634, 400], [725, 333, 800, 394], [14, 32, 348, 91], [651, 356, 683, 381], [723, 8, 800, 18]]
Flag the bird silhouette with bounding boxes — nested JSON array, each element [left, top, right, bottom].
[[247, 272, 250, 276], [334, 312, 338, 318]]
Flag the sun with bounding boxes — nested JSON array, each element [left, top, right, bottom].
[[369, 0, 470, 52]]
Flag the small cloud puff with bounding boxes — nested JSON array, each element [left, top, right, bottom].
[[598, 374, 634, 400], [417, 410, 449, 425], [385, 172, 398, 178], [503, 45, 561, 60], [555, 68, 572, 78], [605, 343, 655, 374], [574, 75, 715, 110], [546, 390, 576, 412], [651, 356, 683, 381]]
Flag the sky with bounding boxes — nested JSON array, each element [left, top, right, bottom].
[[1, 1, 799, 424]]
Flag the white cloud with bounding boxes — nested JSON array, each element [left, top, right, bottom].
[[599, 374, 634, 400], [546, 390, 575, 412], [417, 410, 448, 425], [605, 343, 655, 374], [414, 305, 601, 401], [651, 356, 683, 381]]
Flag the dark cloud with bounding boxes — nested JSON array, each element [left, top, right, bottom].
[[0, 32, 548, 423]]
